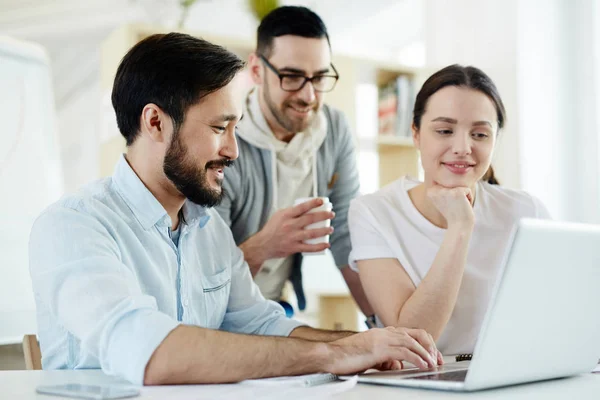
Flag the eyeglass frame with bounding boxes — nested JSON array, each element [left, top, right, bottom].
[[258, 55, 340, 93]]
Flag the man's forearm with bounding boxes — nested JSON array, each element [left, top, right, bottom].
[[289, 326, 355, 342], [144, 325, 332, 385], [340, 266, 375, 317], [239, 233, 268, 276]]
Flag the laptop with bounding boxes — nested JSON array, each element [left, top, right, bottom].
[[355, 218, 600, 391]]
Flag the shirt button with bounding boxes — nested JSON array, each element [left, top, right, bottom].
[[183, 299, 189, 307]]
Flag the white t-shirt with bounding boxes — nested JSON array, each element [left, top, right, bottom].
[[348, 177, 550, 354]]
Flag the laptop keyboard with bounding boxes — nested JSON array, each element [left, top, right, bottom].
[[410, 370, 468, 382]]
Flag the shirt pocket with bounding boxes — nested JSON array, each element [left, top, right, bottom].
[[201, 268, 231, 329]]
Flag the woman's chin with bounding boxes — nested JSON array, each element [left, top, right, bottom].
[[432, 175, 475, 189]]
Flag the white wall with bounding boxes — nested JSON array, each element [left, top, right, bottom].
[[424, 0, 600, 223], [517, 0, 568, 219], [0, 38, 63, 338], [47, 38, 102, 193], [56, 79, 101, 193], [518, 0, 600, 223], [424, 0, 521, 190]]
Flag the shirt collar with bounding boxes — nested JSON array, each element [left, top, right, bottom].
[[112, 154, 210, 230]]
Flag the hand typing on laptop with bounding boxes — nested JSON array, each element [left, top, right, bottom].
[[324, 327, 443, 375]]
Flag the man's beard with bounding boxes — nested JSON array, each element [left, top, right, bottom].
[[263, 77, 318, 133], [163, 131, 233, 208]]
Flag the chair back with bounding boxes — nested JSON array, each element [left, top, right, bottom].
[[22, 334, 42, 370]]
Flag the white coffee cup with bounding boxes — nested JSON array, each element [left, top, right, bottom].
[[294, 196, 333, 256]]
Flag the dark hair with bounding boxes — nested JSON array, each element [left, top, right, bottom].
[[412, 64, 506, 185], [112, 33, 245, 145], [257, 6, 330, 58]]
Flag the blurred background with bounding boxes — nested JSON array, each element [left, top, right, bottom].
[[1, 0, 599, 368]]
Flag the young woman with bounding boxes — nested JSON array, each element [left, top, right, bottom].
[[349, 65, 550, 355]]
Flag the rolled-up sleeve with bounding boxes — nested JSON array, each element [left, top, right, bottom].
[[219, 229, 305, 336], [29, 205, 179, 385]]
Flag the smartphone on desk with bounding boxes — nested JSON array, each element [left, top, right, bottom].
[[36, 383, 139, 400]]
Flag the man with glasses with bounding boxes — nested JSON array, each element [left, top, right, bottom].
[[216, 6, 375, 324]]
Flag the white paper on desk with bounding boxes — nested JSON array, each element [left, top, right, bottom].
[[593, 364, 600, 373], [241, 373, 337, 387], [139, 375, 357, 400]]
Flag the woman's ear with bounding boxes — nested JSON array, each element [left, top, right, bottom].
[[412, 123, 420, 148]]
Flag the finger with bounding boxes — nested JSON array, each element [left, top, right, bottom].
[[466, 193, 473, 205], [465, 188, 474, 206], [428, 333, 444, 365], [427, 332, 439, 364], [295, 211, 335, 228], [457, 187, 472, 197], [288, 198, 324, 217], [427, 186, 454, 200], [374, 361, 390, 371], [380, 360, 401, 371], [426, 186, 443, 198], [395, 331, 437, 368], [299, 227, 334, 241], [437, 350, 444, 365], [391, 347, 429, 370], [403, 329, 438, 366], [297, 242, 331, 253], [447, 187, 472, 205], [374, 360, 399, 371]]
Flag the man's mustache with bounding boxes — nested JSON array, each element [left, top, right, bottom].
[[205, 159, 234, 170], [289, 100, 317, 109]]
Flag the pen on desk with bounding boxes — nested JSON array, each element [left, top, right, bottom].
[[455, 354, 472, 362], [304, 373, 338, 387]]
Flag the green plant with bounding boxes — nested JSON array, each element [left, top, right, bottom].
[[249, 0, 280, 21], [178, 0, 199, 28]]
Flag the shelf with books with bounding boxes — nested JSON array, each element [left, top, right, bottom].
[[374, 66, 421, 187], [377, 72, 415, 138]]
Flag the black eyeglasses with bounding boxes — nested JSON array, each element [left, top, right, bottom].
[[259, 55, 339, 93]]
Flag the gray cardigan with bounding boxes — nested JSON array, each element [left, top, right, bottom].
[[215, 104, 360, 310]]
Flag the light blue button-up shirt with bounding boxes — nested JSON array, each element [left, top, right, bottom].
[[29, 155, 304, 384]]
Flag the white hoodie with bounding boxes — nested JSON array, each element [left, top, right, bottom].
[[236, 88, 328, 300]]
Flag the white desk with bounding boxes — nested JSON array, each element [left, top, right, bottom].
[[1, 369, 599, 400], [334, 374, 600, 399]]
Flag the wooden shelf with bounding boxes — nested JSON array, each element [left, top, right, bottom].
[[377, 135, 414, 147], [318, 294, 359, 331]]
